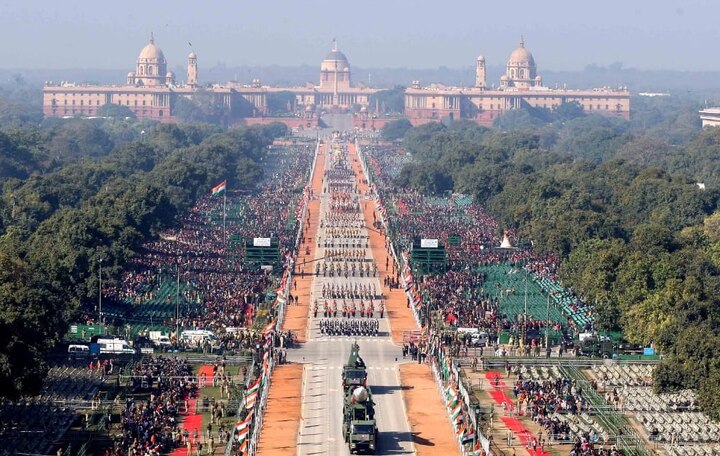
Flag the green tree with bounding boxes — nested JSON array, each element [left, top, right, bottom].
[[266, 91, 296, 115], [381, 119, 413, 141], [97, 103, 137, 119]]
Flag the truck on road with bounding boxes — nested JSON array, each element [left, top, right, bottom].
[[343, 386, 378, 454], [342, 343, 377, 454]]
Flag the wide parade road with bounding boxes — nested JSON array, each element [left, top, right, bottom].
[[287, 139, 415, 456]]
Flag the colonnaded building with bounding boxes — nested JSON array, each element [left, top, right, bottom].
[[405, 38, 630, 126], [42, 35, 630, 127], [42, 35, 377, 125]]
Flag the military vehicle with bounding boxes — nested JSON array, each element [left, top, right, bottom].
[[342, 343, 377, 454], [342, 341, 368, 391], [577, 336, 615, 358], [343, 385, 377, 454]]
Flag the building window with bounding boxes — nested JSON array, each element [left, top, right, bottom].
[[159, 110, 163, 117]]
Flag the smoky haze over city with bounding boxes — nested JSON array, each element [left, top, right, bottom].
[[1, 0, 719, 71]]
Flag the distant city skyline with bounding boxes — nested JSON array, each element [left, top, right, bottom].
[[1, 0, 718, 72]]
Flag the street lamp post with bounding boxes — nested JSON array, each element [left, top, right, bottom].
[[545, 294, 550, 350], [176, 264, 181, 348], [523, 264, 528, 348], [98, 258, 104, 334]]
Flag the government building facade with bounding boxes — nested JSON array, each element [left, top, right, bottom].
[[404, 39, 630, 126], [43, 36, 630, 127], [42, 36, 376, 124]]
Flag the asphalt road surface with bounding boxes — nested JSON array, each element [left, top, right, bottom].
[[286, 140, 415, 456]]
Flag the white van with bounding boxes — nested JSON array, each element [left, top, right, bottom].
[[95, 337, 136, 355], [68, 344, 90, 360], [148, 331, 172, 347]]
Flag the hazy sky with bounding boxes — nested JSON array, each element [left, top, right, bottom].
[[1, 0, 718, 71]]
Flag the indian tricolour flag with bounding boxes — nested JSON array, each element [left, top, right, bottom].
[[235, 414, 252, 433], [236, 426, 249, 443], [246, 377, 261, 395], [244, 390, 258, 408], [211, 180, 227, 196], [450, 403, 462, 422]]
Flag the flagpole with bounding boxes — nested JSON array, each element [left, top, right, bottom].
[[223, 191, 227, 242]]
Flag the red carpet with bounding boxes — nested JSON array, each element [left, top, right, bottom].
[[501, 416, 549, 456], [485, 371, 509, 388], [170, 365, 214, 456], [489, 389, 514, 405]]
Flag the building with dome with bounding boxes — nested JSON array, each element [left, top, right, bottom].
[[239, 40, 376, 111], [42, 36, 376, 125], [42, 35, 223, 122], [405, 38, 630, 126]]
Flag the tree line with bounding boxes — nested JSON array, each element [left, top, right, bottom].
[[0, 117, 288, 399]]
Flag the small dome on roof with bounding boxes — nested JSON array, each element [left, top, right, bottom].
[[477, 55, 485, 61], [189, 51, 197, 59]]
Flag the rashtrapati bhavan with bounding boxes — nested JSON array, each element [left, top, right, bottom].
[[42, 35, 630, 127]]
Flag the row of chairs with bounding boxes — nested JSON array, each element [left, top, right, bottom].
[[591, 364, 654, 388], [0, 401, 74, 454], [638, 412, 720, 443], [40, 366, 103, 402], [590, 365, 718, 450], [665, 444, 720, 456], [518, 364, 564, 382], [618, 386, 698, 413]]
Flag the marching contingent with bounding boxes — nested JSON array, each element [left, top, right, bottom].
[[319, 318, 380, 336], [312, 139, 386, 343]]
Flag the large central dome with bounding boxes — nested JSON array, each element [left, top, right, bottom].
[[324, 49, 348, 62], [507, 38, 535, 67], [138, 34, 166, 63]]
